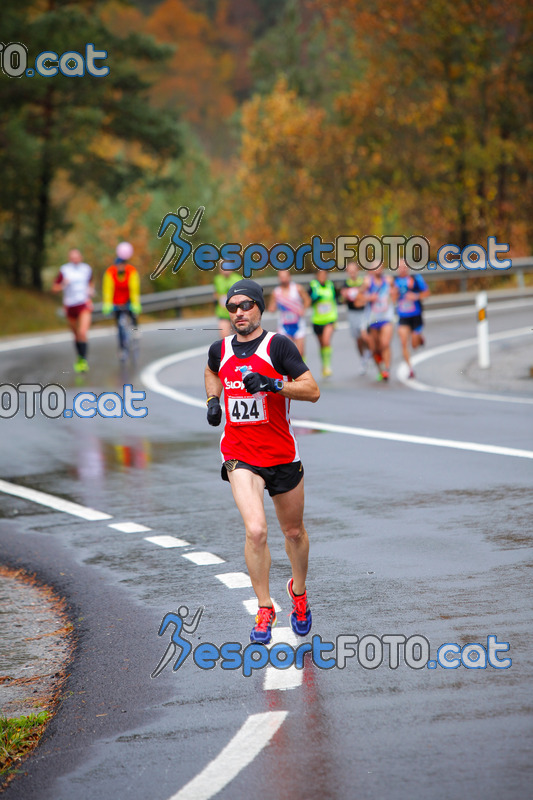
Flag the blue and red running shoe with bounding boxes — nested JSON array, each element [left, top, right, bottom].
[[287, 579, 312, 636], [250, 606, 277, 644]]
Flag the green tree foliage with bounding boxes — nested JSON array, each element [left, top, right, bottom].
[[0, 0, 181, 289]]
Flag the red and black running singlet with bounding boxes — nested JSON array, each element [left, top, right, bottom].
[[218, 332, 300, 467]]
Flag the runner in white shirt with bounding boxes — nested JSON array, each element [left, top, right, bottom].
[[267, 270, 310, 357], [52, 249, 94, 373]]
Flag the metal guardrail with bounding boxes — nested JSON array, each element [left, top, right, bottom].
[[62, 257, 533, 321]]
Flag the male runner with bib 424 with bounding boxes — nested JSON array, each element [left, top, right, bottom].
[[204, 279, 320, 644]]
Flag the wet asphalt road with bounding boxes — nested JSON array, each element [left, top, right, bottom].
[[0, 299, 532, 800]]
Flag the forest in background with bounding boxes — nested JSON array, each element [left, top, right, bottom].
[[1, 0, 531, 295]]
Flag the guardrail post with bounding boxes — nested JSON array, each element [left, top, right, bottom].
[[476, 291, 490, 369]]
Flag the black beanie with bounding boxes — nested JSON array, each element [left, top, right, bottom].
[[226, 279, 265, 314]]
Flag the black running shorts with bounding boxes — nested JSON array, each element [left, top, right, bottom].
[[221, 460, 304, 496], [313, 322, 335, 336], [398, 314, 423, 332]]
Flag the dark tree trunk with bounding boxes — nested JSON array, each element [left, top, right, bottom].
[[30, 84, 55, 290]]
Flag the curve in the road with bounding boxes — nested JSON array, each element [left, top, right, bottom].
[[396, 326, 533, 404]]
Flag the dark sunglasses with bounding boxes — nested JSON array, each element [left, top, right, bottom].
[[226, 299, 256, 313]]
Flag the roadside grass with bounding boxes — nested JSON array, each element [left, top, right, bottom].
[[0, 712, 49, 781], [0, 286, 66, 336]]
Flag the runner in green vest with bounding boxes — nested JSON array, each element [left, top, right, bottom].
[[214, 262, 241, 336], [340, 261, 371, 375], [308, 270, 338, 377]]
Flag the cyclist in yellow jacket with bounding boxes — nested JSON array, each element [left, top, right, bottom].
[[102, 242, 142, 360]]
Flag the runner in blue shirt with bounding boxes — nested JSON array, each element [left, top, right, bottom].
[[392, 260, 430, 379]]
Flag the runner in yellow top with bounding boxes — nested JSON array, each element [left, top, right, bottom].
[[308, 270, 338, 377], [213, 262, 241, 337]]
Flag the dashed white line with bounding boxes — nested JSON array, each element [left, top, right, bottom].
[[243, 597, 281, 615], [242, 600, 303, 690], [0, 479, 112, 520], [264, 626, 302, 692], [167, 711, 288, 800], [182, 551, 225, 566], [109, 521, 152, 533], [144, 535, 190, 548], [216, 572, 252, 588]]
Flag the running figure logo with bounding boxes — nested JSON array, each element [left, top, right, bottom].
[[150, 205, 205, 280], [151, 605, 204, 678]]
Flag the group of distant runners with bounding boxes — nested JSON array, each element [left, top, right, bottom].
[[53, 250, 429, 379], [222, 259, 430, 381], [52, 243, 142, 372]]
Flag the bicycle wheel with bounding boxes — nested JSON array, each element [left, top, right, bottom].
[[117, 310, 130, 362]]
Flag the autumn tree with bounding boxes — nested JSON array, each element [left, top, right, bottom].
[[0, 0, 181, 289], [238, 0, 532, 254]]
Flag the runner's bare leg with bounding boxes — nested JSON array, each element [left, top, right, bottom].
[[227, 469, 272, 607], [272, 477, 308, 595]]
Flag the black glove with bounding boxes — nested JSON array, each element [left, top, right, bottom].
[[243, 372, 283, 395], [206, 396, 222, 426]]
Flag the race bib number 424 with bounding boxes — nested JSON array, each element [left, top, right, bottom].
[[228, 396, 267, 424]]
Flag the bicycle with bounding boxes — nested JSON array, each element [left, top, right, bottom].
[[115, 304, 140, 365]]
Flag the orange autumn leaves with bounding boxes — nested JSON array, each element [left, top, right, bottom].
[[146, 0, 239, 137], [238, 0, 532, 251]]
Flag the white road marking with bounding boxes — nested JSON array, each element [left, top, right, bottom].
[[108, 521, 152, 533], [292, 418, 533, 459], [397, 326, 533, 405], [144, 535, 190, 548], [182, 551, 225, 566], [264, 626, 302, 691], [215, 572, 252, 588], [243, 598, 281, 615], [0, 479, 112, 520], [167, 711, 288, 800], [141, 346, 209, 409]]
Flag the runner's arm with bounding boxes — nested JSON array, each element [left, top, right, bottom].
[[51, 271, 64, 293], [270, 335, 319, 402], [298, 284, 312, 309], [277, 370, 320, 403], [204, 364, 223, 401], [128, 269, 141, 306], [415, 277, 431, 300], [308, 284, 319, 304], [102, 269, 114, 306]]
